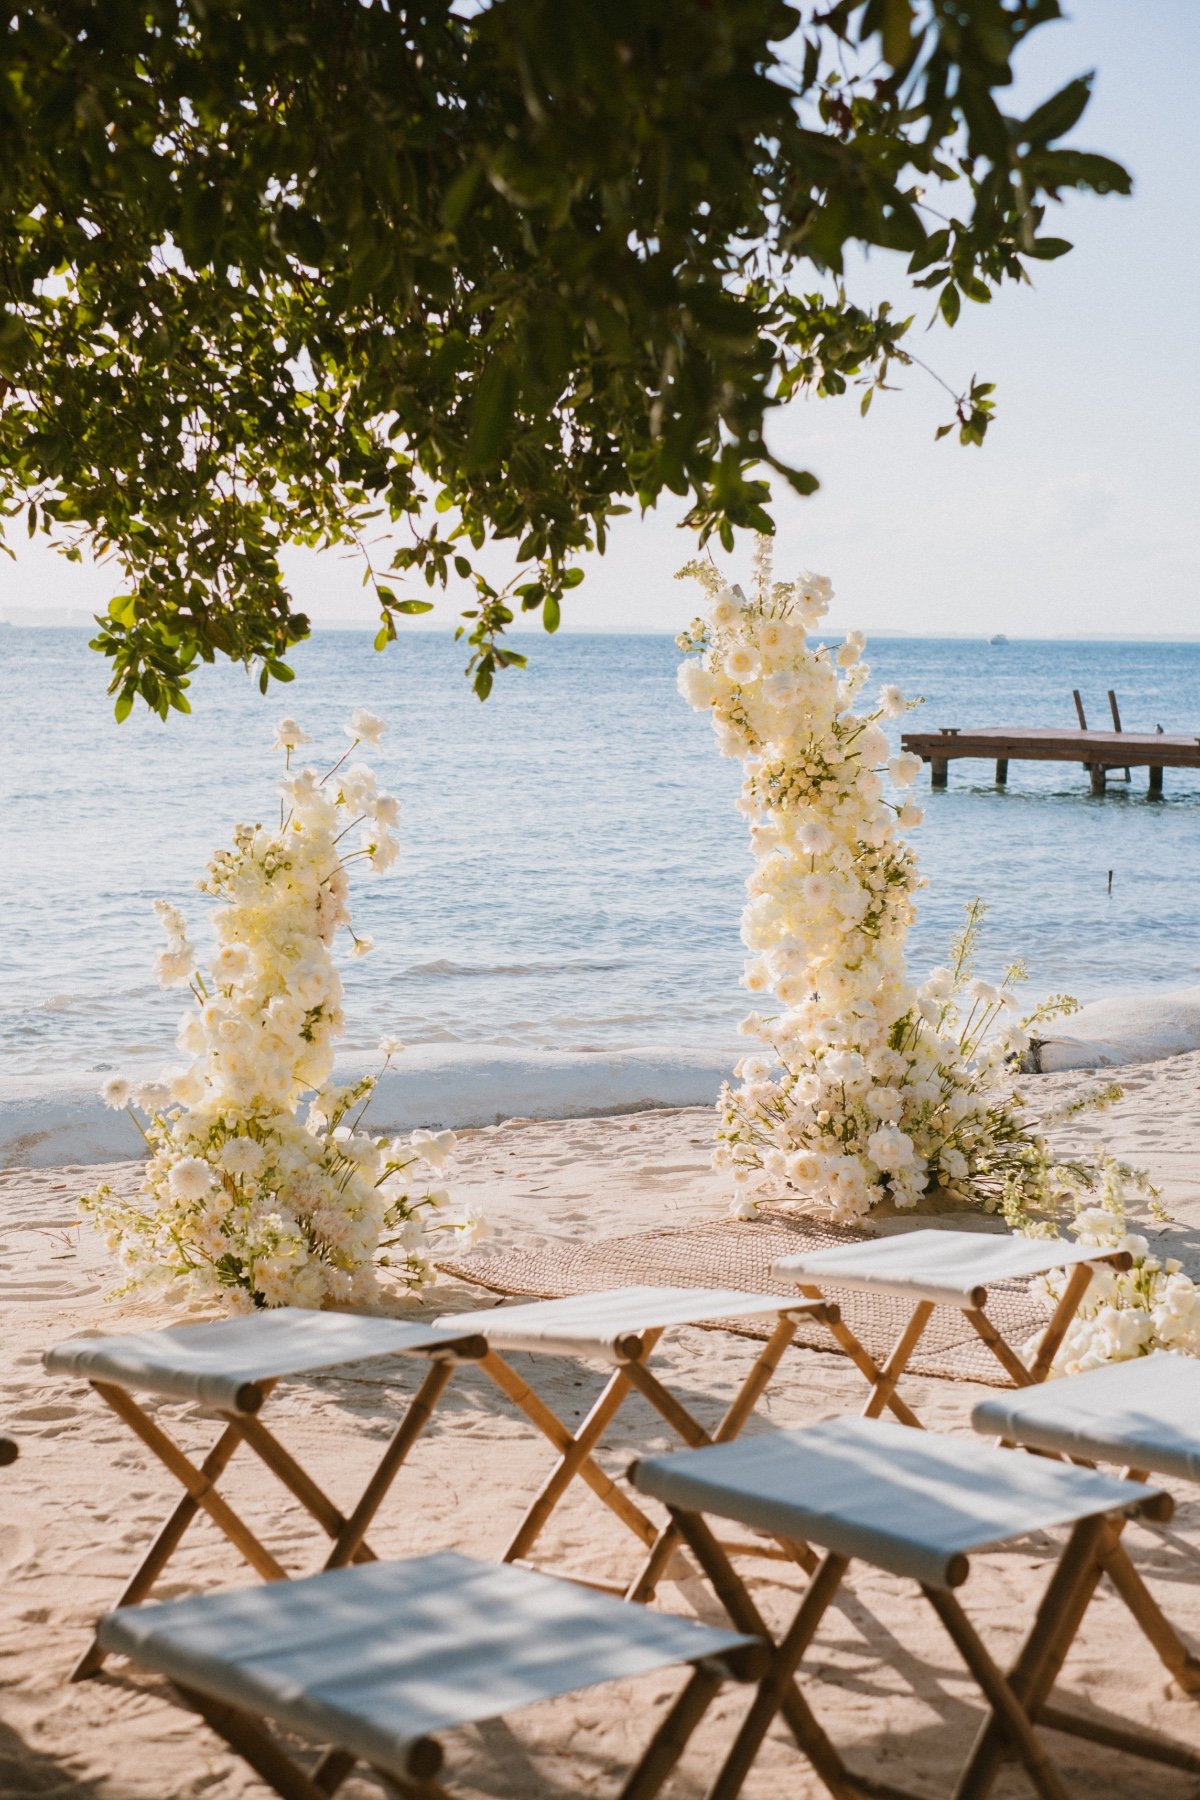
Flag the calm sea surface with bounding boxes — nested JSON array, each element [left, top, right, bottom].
[[3, 627, 1199, 1089]]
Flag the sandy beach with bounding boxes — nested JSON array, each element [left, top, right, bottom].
[[3, 1053, 1200, 1798]]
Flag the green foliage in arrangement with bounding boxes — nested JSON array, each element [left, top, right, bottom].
[[0, 2, 1129, 715]]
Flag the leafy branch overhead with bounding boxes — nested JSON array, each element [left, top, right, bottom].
[[0, 1, 1129, 714]]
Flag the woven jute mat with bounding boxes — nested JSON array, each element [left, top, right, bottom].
[[438, 1208, 1049, 1387]]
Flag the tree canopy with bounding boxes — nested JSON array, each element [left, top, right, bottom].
[[0, 1, 1129, 715]]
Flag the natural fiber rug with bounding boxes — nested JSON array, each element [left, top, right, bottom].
[[437, 1209, 1049, 1387]]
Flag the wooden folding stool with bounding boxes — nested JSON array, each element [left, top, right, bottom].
[[44, 1307, 486, 1679], [774, 1228, 1131, 1427], [628, 1414, 1169, 1800], [96, 1549, 768, 1799], [432, 1284, 844, 1601], [966, 1350, 1200, 1786]]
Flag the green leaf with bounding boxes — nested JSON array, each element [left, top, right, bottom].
[[1035, 149, 1132, 197], [543, 595, 561, 632], [1021, 76, 1093, 148], [373, 625, 391, 650], [467, 358, 516, 469], [113, 691, 133, 723], [108, 594, 137, 625], [394, 598, 435, 614], [1025, 236, 1072, 261], [561, 567, 584, 588], [440, 161, 482, 229], [880, 0, 916, 69], [939, 283, 961, 326]]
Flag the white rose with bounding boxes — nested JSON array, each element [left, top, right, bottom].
[[888, 752, 923, 789], [346, 708, 386, 746]]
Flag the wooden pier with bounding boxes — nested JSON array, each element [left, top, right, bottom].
[[901, 725, 1200, 798]]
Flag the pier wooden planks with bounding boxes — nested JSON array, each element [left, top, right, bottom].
[[901, 727, 1199, 797]]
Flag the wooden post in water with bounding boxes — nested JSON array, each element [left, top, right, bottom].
[[1072, 690, 1091, 774], [1089, 763, 1107, 796], [1108, 689, 1131, 781], [995, 758, 1008, 786], [1149, 764, 1164, 799]]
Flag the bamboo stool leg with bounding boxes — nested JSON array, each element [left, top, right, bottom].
[[325, 1359, 456, 1568], [1026, 1262, 1097, 1382], [73, 1381, 288, 1679], [859, 1302, 934, 1422], [619, 1663, 727, 1800], [1098, 1537, 1200, 1693], [802, 1300, 923, 1429], [501, 1361, 645, 1564], [621, 1325, 817, 1603], [92, 1382, 288, 1578], [953, 1513, 1112, 1799], [480, 1351, 660, 1549], [174, 1685, 339, 1800], [922, 1586, 1070, 1800], [232, 1413, 377, 1565], [706, 1550, 855, 1800], [71, 1408, 249, 1679]]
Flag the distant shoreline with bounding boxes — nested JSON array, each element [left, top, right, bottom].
[[6, 619, 1200, 645]]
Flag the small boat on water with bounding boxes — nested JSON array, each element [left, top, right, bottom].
[[989, 633, 1008, 645]]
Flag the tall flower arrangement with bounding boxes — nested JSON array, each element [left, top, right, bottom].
[[83, 711, 485, 1308], [676, 541, 1119, 1227]]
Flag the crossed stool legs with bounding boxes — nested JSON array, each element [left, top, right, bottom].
[[43, 1309, 487, 1678], [628, 1414, 1173, 1799]]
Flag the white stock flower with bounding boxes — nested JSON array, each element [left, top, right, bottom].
[[100, 1076, 132, 1110], [879, 685, 906, 718], [379, 1036, 405, 1057]]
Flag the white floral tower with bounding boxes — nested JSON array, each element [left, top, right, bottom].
[[677, 540, 1089, 1226], [84, 710, 485, 1308]]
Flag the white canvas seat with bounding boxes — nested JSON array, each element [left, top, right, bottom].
[[773, 1227, 1131, 1426], [974, 1348, 1200, 1479], [965, 1351, 1200, 1784], [44, 1308, 487, 1680], [431, 1284, 847, 1601], [98, 1550, 765, 1799], [628, 1415, 1171, 1800]]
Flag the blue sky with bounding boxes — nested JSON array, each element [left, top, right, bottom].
[[5, 2, 1197, 639]]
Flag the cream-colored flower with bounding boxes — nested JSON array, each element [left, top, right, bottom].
[[346, 708, 386, 746]]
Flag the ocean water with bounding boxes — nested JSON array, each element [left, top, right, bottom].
[[3, 626, 1199, 1092]]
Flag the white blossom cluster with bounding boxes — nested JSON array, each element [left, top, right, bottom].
[[1027, 1206, 1200, 1375], [82, 711, 486, 1308], [676, 539, 1110, 1226]]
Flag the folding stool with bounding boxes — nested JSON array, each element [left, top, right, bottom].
[[968, 1349, 1200, 1786], [45, 1307, 486, 1678], [629, 1413, 1169, 1799], [432, 1284, 849, 1600], [774, 1228, 1131, 1426], [97, 1549, 767, 1798]]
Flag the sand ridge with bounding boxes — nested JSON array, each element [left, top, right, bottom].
[[2, 1061, 1200, 1796]]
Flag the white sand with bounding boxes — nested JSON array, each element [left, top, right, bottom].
[[3, 1056, 1200, 1796]]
